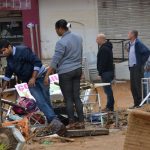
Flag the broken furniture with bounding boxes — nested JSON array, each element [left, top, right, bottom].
[[66, 128, 109, 137], [140, 78, 150, 106], [0, 126, 25, 150], [0, 83, 47, 149], [81, 83, 108, 127], [81, 82, 119, 128]]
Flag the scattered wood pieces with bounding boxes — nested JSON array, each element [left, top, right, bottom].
[[66, 128, 109, 137]]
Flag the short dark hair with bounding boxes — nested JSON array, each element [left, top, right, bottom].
[[131, 30, 138, 38], [55, 19, 71, 30], [0, 39, 11, 50]]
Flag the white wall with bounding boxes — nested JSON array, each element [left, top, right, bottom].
[[115, 61, 130, 80], [39, 0, 99, 62]]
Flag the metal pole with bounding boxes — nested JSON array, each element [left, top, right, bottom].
[[0, 57, 2, 125], [0, 91, 2, 126], [30, 27, 34, 52], [35, 24, 41, 59], [27, 23, 35, 53], [122, 41, 124, 61], [140, 91, 150, 106]]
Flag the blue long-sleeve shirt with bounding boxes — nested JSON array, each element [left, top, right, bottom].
[[3, 46, 46, 82], [50, 31, 83, 74]]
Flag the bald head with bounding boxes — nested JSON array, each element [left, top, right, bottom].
[[96, 33, 106, 45]]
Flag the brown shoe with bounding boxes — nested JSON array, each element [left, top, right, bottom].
[[66, 122, 77, 130], [75, 122, 85, 129], [50, 119, 66, 136]]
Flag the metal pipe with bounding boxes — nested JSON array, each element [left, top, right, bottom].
[[122, 41, 124, 61], [0, 90, 2, 125], [140, 91, 150, 106], [0, 56, 2, 125], [35, 24, 41, 58], [27, 23, 35, 52]]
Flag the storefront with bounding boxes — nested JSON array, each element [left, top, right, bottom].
[[0, 0, 41, 58]]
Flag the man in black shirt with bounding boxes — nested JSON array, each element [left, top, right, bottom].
[[96, 34, 115, 111]]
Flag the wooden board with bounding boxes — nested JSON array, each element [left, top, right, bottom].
[[66, 128, 109, 137]]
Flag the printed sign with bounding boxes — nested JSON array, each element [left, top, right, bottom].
[[49, 74, 59, 84], [15, 83, 35, 101], [0, 0, 31, 10], [49, 74, 62, 95]]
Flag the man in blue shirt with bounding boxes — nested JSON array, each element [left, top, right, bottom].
[[128, 30, 150, 108], [0, 40, 65, 135]]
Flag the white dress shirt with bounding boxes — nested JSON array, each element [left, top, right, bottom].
[[129, 40, 137, 67]]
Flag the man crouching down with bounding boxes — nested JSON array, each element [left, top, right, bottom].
[[0, 40, 66, 136]]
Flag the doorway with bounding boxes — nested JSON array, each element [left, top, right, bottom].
[[0, 10, 23, 45]]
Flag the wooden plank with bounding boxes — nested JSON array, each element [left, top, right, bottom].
[[66, 128, 109, 137]]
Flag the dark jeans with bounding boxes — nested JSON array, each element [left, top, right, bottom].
[[29, 76, 56, 123], [101, 71, 115, 110], [130, 65, 144, 106], [59, 68, 84, 122]]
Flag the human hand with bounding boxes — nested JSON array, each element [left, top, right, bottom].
[[44, 76, 49, 86], [28, 77, 36, 87]]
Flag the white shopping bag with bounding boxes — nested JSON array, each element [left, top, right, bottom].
[[49, 74, 62, 95], [15, 83, 36, 101]]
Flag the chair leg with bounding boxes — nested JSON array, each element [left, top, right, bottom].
[[100, 115, 104, 127]]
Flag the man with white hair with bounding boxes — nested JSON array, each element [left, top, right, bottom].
[[96, 34, 115, 111]]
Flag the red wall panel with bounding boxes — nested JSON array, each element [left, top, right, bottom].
[[22, 0, 41, 58]]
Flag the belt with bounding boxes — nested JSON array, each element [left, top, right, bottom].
[[129, 64, 136, 68]]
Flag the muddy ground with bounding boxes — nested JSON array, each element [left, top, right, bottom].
[[24, 130, 126, 150], [22, 81, 132, 150]]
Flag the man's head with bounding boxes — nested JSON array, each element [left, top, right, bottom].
[[0, 40, 12, 57], [128, 30, 138, 41], [55, 19, 71, 36], [96, 34, 106, 46]]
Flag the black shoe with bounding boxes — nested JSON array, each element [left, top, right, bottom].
[[128, 105, 141, 109]]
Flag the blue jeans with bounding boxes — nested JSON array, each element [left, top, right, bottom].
[[101, 71, 115, 110], [29, 76, 56, 123], [144, 71, 150, 78]]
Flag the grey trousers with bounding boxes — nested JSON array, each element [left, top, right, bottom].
[[59, 68, 84, 122], [130, 65, 144, 106]]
